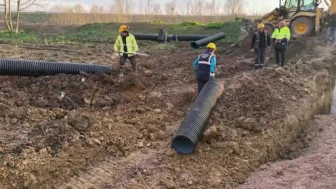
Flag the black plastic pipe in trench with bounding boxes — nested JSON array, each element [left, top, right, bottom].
[[133, 33, 209, 42], [133, 33, 159, 41], [168, 35, 209, 42], [0, 59, 112, 76], [171, 78, 224, 154], [190, 32, 225, 49]]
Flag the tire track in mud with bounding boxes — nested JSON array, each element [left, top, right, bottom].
[[59, 150, 159, 189]]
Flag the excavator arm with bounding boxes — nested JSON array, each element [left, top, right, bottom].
[[323, 0, 336, 15]]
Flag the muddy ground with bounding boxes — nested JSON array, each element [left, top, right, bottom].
[[239, 115, 336, 189], [0, 23, 335, 188]]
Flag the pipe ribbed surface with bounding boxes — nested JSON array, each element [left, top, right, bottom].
[[0, 59, 112, 76], [190, 32, 225, 49], [172, 78, 224, 154]]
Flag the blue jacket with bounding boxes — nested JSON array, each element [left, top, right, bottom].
[[193, 51, 216, 73]]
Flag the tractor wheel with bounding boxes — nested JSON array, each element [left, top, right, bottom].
[[264, 23, 274, 35], [290, 17, 314, 35]]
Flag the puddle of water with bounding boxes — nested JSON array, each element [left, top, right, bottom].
[[330, 83, 336, 115]]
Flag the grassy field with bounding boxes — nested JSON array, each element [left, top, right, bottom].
[[0, 20, 245, 46]]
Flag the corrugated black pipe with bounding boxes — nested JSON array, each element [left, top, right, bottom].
[[0, 59, 112, 76], [190, 32, 225, 49], [133, 33, 158, 41], [172, 78, 224, 154], [169, 34, 209, 42]]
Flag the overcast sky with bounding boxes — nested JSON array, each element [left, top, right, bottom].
[[34, 0, 327, 14], [34, 0, 278, 14]]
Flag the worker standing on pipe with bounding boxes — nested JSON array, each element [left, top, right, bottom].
[[251, 23, 271, 69], [114, 25, 139, 77], [271, 20, 291, 67], [193, 42, 216, 94]]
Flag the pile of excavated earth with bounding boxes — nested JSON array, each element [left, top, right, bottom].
[[0, 24, 336, 189]]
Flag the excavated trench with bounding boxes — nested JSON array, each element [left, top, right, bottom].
[[1, 35, 336, 188]]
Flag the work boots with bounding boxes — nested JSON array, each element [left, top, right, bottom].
[[119, 66, 124, 77]]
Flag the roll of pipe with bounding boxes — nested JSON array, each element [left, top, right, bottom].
[[0, 59, 112, 76], [171, 78, 224, 154], [190, 32, 225, 49]]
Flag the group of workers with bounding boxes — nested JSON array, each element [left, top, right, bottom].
[[193, 20, 292, 93], [113, 21, 292, 95]]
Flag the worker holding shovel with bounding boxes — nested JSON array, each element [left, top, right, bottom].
[[113, 24, 139, 76]]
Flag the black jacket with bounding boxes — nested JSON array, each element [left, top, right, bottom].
[[329, 13, 336, 27], [251, 31, 271, 49]]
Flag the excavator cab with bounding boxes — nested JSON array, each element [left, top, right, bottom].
[[281, 0, 317, 18], [259, 0, 323, 35]]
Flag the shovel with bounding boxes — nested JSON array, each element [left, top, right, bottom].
[[118, 51, 150, 57]]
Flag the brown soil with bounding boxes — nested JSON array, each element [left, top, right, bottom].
[[0, 24, 335, 189], [239, 115, 336, 189]]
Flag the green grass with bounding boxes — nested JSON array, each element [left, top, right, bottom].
[[222, 20, 243, 44], [0, 30, 39, 43], [204, 22, 223, 30], [0, 20, 243, 45], [59, 23, 119, 43]]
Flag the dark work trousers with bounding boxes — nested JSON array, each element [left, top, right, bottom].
[[196, 72, 210, 94], [275, 49, 286, 66], [120, 55, 137, 72], [254, 48, 266, 68]]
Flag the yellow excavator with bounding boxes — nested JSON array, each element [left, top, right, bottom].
[[257, 0, 336, 35]]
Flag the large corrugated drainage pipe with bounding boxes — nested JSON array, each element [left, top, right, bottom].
[[0, 59, 112, 76], [172, 78, 224, 154], [190, 32, 225, 49]]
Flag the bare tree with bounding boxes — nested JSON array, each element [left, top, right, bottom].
[[225, 0, 244, 17], [178, 0, 192, 15], [111, 0, 134, 14], [3, 0, 44, 33], [143, 0, 155, 15], [206, 0, 221, 16], [190, 0, 203, 16], [90, 4, 104, 14], [50, 4, 72, 13], [165, 0, 177, 15], [72, 4, 86, 13], [152, 3, 161, 15]]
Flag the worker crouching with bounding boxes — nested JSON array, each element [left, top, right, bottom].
[[114, 24, 139, 76], [251, 23, 271, 69], [193, 42, 216, 94]]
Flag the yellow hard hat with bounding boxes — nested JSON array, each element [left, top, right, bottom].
[[206, 42, 216, 50], [119, 25, 129, 32], [257, 23, 265, 29]]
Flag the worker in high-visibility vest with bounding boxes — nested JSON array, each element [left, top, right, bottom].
[[114, 25, 139, 76], [193, 43, 216, 94], [271, 20, 291, 67]]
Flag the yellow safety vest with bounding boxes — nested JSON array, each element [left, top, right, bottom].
[[113, 33, 138, 56], [271, 26, 291, 40]]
